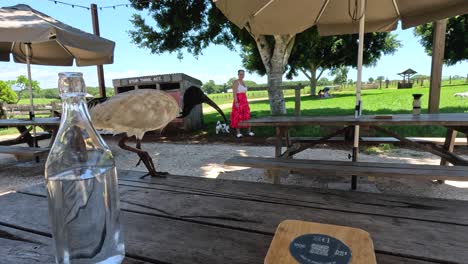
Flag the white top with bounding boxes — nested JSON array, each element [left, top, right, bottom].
[[237, 82, 247, 93]]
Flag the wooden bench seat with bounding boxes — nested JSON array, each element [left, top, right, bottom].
[[0, 146, 50, 155], [266, 136, 467, 146], [225, 156, 468, 187], [0, 132, 52, 146]]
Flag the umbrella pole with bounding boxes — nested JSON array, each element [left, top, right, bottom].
[[25, 43, 34, 120], [25, 43, 38, 149], [352, 0, 366, 190]]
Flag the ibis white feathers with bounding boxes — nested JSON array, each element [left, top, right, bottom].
[[89, 89, 180, 139]]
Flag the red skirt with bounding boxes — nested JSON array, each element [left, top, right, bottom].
[[230, 93, 251, 129]]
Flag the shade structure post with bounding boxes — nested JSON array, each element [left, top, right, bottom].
[[25, 43, 34, 120], [91, 3, 106, 98], [24, 43, 37, 149], [351, 0, 366, 190], [429, 19, 447, 113]]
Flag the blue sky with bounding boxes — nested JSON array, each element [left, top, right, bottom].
[[1, 0, 467, 88]]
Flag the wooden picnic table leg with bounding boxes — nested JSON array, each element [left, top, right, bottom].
[[269, 127, 292, 184], [440, 128, 457, 166], [16, 125, 42, 162], [16, 126, 35, 147], [437, 128, 458, 184], [351, 125, 360, 190], [275, 127, 283, 158], [371, 125, 468, 166], [284, 128, 292, 155], [42, 125, 59, 148], [269, 127, 284, 184]]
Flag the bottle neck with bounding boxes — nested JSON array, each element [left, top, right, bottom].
[[61, 94, 91, 121]]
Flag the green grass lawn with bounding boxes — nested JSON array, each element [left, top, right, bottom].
[[209, 87, 313, 105], [207, 79, 467, 106], [17, 98, 57, 105], [204, 84, 468, 137]]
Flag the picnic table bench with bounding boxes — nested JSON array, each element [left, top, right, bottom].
[[266, 136, 468, 146], [0, 145, 50, 157], [226, 156, 468, 181], [0, 118, 60, 160], [230, 113, 468, 188], [1, 170, 468, 263]]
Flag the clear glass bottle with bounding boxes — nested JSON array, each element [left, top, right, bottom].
[[45, 72, 125, 264]]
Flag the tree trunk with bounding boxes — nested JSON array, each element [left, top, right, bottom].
[[251, 33, 295, 116], [310, 67, 317, 96], [15, 90, 22, 104], [267, 70, 285, 115]]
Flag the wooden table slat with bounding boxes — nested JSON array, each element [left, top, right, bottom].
[[0, 118, 61, 127], [224, 156, 468, 181], [22, 172, 468, 226], [7, 172, 468, 263], [240, 113, 468, 127], [0, 225, 150, 264], [114, 171, 468, 225]]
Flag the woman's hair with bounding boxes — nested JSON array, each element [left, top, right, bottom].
[[238, 69, 245, 75]]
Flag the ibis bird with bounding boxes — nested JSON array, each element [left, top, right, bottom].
[[180, 86, 228, 125], [88, 89, 179, 178], [87, 86, 227, 178]]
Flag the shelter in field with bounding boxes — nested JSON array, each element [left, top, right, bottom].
[[397, 68, 417, 89]]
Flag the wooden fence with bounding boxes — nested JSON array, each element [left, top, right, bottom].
[[0, 102, 61, 119], [248, 84, 306, 116]]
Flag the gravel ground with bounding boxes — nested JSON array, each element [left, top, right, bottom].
[[1, 135, 467, 200]]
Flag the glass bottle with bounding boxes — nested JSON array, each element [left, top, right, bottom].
[[45, 72, 125, 264]]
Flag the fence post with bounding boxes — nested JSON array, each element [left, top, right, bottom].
[[51, 101, 57, 117], [294, 86, 301, 116]]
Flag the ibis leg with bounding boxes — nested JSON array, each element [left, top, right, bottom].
[[118, 135, 168, 178]]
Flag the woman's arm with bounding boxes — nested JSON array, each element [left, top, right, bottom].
[[232, 80, 239, 107]]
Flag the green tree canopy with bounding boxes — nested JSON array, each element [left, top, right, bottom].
[[202, 80, 217, 94], [40, 88, 59, 99], [0, 81, 18, 104], [317, 77, 331, 86], [10, 75, 40, 103], [331, 66, 349, 85], [128, 0, 298, 115], [414, 15, 468, 66], [242, 26, 400, 95]]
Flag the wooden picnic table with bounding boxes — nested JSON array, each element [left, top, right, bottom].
[[0, 118, 61, 146], [1, 170, 468, 263], [242, 113, 468, 164], [241, 113, 468, 127], [237, 113, 468, 187], [0, 117, 61, 160]]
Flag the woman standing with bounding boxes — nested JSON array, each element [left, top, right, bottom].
[[230, 69, 254, 138]]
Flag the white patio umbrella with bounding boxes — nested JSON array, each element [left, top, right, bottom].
[[0, 4, 115, 120], [214, 0, 468, 186]]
